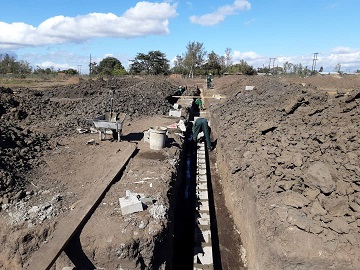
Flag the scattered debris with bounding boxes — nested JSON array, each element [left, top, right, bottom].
[[86, 139, 96, 145]]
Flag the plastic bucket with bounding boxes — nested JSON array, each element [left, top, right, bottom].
[[149, 126, 167, 150]]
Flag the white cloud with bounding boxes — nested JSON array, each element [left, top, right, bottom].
[[233, 50, 262, 61], [190, 0, 251, 26], [0, 2, 178, 49], [244, 18, 256, 25], [330, 46, 356, 54]]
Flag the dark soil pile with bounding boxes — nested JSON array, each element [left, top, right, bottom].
[[210, 75, 360, 269], [0, 87, 49, 197], [0, 76, 179, 201]]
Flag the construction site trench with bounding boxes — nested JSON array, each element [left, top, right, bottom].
[[0, 74, 360, 269]]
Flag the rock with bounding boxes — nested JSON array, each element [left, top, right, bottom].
[[303, 188, 320, 201], [321, 196, 349, 217], [335, 180, 351, 196], [276, 180, 294, 191], [286, 209, 311, 231], [284, 95, 305, 114], [310, 201, 327, 217], [305, 162, 335, 194], [309, 222, 324, 234], [275, 151, 303, 168], [282, 191, 310, 208], [328, 217, 350, 234], [344, 90, 360, 103], [349, 201, 360, 212], [343, 164, 360, 175]]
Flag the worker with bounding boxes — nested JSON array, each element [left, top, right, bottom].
[[206, 74, 212, 89], [192, 118, 213, 151], [195, 98, 205, 110]]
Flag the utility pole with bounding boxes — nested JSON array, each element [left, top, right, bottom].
[[269, 58, 276, 74], [77, 65, 82, 75], [89, 54, 92, 77], [311, 53, 319, 74]]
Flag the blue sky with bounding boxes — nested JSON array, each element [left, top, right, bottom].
[[1, 0, 359, 73]]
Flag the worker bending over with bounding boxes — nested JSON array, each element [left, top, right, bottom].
[[192, 118, 213, 151]]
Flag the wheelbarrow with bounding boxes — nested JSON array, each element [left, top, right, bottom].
[[92, 112, 126, 141]]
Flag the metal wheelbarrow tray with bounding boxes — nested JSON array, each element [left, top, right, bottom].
[[92, 112, 126, 141]]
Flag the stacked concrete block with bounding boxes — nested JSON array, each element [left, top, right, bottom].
[[193, 141, 213, 269]]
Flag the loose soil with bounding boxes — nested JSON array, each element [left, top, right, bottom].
[[0, 73, 359, 270]]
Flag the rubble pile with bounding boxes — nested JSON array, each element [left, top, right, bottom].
[[210, 76, 360, 269], [0, 87, 49, 197]]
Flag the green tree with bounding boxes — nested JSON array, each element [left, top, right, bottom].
[[183, 41, 207, 78], [96, 57, 126, 76], [229, 60, 256, 75], [224, 48, 233, 70], [62, 68, 78, 75], [283, 61, 295, 75], [0, 53, 31, 75], [129, 51, 169, 75], [203, 51, 222, 75], [171, 55, 186, 75]]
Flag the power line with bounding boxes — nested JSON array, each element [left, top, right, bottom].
[[269, 58, 276, 73]]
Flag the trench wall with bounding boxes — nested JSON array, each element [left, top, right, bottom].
[[210, 115, 281, 270]]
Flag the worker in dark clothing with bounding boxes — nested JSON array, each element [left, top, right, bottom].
[[192, 118, 212, 151]]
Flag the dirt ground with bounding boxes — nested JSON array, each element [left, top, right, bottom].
[[0, 73, 359, 269]]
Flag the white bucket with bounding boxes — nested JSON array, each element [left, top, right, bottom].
[[149, 126, 167, 150]]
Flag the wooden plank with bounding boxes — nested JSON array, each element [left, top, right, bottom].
[[172, 95, 226, 98], [25, 143, 137, 270]]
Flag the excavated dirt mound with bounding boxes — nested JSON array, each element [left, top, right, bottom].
[[209, 75, 360, 269], [0, 76, 183, 198], [0, 76, 185, 269]]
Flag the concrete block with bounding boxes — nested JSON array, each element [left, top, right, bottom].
[[169, 109, 181, 117], [198, 190, 208, 200], [197, 133, 205, 140], [245, 85, 255, 90], [119, 195, 143, 215], [197, 212, 211, 226], [197, 246, 213, 265], [195, 227, 211, 243], [143, 130, 150, 143], [197, 200, 209, 212], [198, 168, 207, 175], [197, 174, 207, 182], [198, 163, 207, 170], [197, 182, 208, 190]]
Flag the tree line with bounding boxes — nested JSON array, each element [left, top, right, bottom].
[[2, 42, 357, 78]]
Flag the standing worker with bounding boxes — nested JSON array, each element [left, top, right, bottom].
[[192, 118, 213, 151], [206, 74, 212, 89]]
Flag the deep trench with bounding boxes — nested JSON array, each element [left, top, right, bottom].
[[171, 136, 224, 269], [170, 98, 244, 269]]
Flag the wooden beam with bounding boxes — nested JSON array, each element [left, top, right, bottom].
[[25, 143, 137, 270], [172, 95, 226, 99]]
